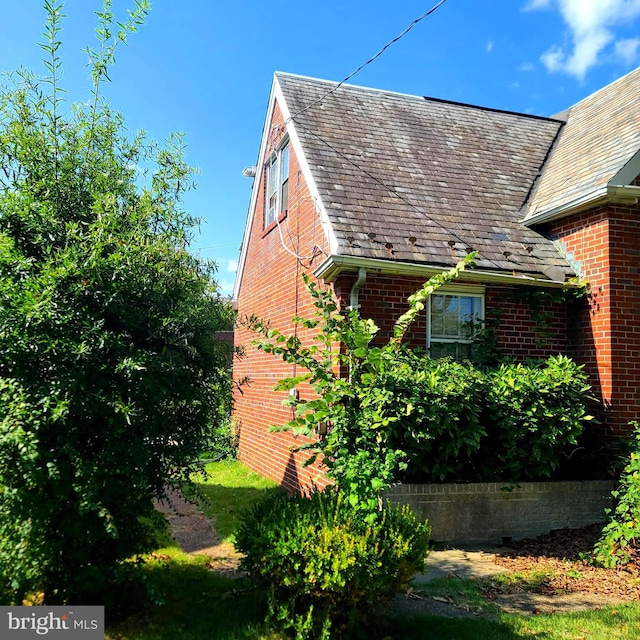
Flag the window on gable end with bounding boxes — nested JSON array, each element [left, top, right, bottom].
[[264, 141, 289, 228], [427, 286, 484, 360]]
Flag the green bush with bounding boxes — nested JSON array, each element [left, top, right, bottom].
[[201, 417, 238, 460], [593, 422, 640, 567], [0, 3, 234, 603], [364, 353, 592, 484], [236, 489, 431, 639], [0, 379, 46, 602], [478, 356, 592, 481], [379, 353, 486, 482]]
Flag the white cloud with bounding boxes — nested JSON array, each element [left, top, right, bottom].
[[540, 45, 565, 72], [226, 258, 238, 273], [519, 62, 536, 71], [524, 0, 552, 9], [218, 278, 236, 296], [528, 0, 640, 78], [486, 40, 494, 53], [615, 36, 640, 62]]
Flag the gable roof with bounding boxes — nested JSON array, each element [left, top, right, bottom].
[[275, 73, 574, 282], [523, 66, 640, 224]]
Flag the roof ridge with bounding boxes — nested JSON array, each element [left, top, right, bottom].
[[275, 71, 562, 123], [275, 71, 428, 102], [421, 95, 561, 123]]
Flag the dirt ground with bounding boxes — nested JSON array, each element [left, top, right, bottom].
[[156, 489, 639, 618], [154, 487, 242, 577], [489, 524, 640, 615]]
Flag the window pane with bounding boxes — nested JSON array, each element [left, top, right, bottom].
[[443, 296, 460, 336], [431, 295, 481, 339], [268, 156, 277, 197], [430, 341, 472, 360], [429, 293, 483, 361], [280, 144, 289, 183], [460, 296, 473, 320], [430, 342, 455, 359], [431, 295, 444, 335], [265, 156, 277, 227]]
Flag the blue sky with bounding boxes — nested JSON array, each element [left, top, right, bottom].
[[1, 0, 640, 295]]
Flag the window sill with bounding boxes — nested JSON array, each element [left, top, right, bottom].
[[262, 210, 287, 238]]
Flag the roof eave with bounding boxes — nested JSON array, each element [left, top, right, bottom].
[[523, 185, 640, 227], [314, 255, 572, 288]]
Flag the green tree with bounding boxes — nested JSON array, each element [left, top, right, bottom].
[[0, 0, 232, 603]]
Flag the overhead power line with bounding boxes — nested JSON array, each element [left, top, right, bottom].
[[196, 242, 241, 251], [287, 0, 449, 122]]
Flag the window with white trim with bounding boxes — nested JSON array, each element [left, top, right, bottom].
[[264, 141, 289, 228], [427, 287, 484, 359]]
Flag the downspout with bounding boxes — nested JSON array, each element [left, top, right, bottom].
[[349, 267, 367, 310]]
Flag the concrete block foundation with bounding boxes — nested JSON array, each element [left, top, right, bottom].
[[384, 481, 614, 545]]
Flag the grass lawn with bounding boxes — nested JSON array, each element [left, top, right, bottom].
[[188, 459, 283, 542], [106, 460, 640, 639]]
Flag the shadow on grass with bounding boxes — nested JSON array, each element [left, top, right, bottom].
[[108, 557, 638, 640], [382, 614, 527, 640], [106, 552, 531, 640], [106, 555, 271, 640]]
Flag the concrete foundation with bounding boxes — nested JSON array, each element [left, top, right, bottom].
[[384, 480, 614, 545]]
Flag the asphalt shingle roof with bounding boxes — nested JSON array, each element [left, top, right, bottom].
[[523, 66, 640, 220], [277, 73, 574, 279]]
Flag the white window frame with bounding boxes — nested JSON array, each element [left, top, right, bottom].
[[264, 140, 289, 228], [427, 284, 485, 359]]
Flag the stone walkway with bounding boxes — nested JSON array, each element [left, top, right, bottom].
[[154, 487, 241, 575], [155, 488, 505, 581], [415, 548, 507, 583]]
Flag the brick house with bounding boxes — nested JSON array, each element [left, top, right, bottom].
[[232, 69, 640, 492]]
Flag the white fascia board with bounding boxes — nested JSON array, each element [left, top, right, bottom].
[[610, 148, 640, 186], [232, 78, 279, 303], [314, 254, 571, 288], [522, 187, 608, 226], [274, 81, 339, 256], [523, 183, 640, 228]]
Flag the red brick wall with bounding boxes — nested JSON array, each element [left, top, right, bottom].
[[549, 201, 640, 438], [233, 101, 331, 493], [608, 205, 640, 435], [334, 272, 569, 359]]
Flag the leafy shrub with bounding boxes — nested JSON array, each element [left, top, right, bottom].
[[378, 352, 486, 482], [201, 417, 238, 460], [478, 356, 592, 481], [0, 4, 234, 603], [359, 351, 592, 484], [593, 422, 640, 567], [236, 488, 431, 639], [0, 379, 46, 602]]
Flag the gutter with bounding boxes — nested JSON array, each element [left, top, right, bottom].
[[523, 185, 640, 227], [314, 255, 572, 289]]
